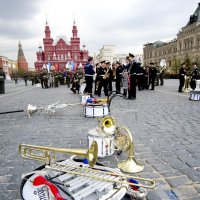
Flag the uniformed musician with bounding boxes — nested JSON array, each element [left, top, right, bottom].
[[84, 57, 95, 95], [190, 62, 199, 90], [178, 62, 186, 93], [94, 63, 100, 95], [106, 61, 113, 93], [149, 63, 157, 90], [128, 53, 138, 99], [97, 60, 108, 97]]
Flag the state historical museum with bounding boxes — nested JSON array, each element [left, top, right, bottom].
[[34, 21, 89, 71]]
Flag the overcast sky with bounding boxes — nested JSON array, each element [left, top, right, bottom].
[[0, 0, 199, 67]]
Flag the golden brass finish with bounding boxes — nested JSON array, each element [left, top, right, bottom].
[[19, 141, 98, 168], [98, 116, 116, 134], [115, 126, 144, 173], [46, 162, 155, 189]]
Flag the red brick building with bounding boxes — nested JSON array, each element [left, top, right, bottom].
[[17, 41, 28, 72], [34, 21, 89, 71]]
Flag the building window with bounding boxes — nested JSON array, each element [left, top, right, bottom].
[[61, 55, 64, 61]]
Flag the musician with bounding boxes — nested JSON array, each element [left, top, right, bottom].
[[105, 61, 113, 94], [0, 66, 6, 94], [178, 62, 186, 93], [159, 66, 165, 86], [143, 66, 149, 89], [115, 61, 123, 93], [190, 62, 199, 90], [149, 63, 157, 90], [136, 63, 144, 91], [155, 66, 160, 86], [97, 60, 108, 96], [128, 53, 138, 99], [94, 63, 100, 95], [84, 56, 95, 95]]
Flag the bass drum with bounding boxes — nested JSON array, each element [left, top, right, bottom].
[[88, 128, 115, 158], [84, 104, 110, 118]]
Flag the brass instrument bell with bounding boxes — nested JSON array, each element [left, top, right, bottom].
[[26, 104, 37, 117], [99, 116, 116, 135], [116, 126, 144, 173], [19, 141, 98, 168]]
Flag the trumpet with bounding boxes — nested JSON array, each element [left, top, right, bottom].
[[19, 141, 98, 168]]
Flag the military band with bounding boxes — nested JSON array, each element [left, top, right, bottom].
[[1, 55, 199, 97]]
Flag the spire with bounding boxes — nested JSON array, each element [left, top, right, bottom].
[[72, 19, 78, 37], [18, 40, 25, 58], [45, 20, 51, 38]]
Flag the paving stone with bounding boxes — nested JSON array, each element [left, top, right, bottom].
[[166, 176, 193, 187], [0, 80, 200, 199], [147, 189, 179, 200], [173, 186, 200, 199], [152, 163, 174, 173]]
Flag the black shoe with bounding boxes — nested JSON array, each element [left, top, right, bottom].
[[150, 89, 154, 90]]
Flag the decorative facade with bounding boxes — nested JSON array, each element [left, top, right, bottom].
[[34, 21, 89, 71], [17, 41, 28, 72], [143, 3, 200, 71], [96, 45, 143, 65]]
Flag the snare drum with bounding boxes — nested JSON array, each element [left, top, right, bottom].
[[88, 128, 115, 158], [81, 95, 90, 104], [189, 91, 200, 101], [84, 103, 109, 117]]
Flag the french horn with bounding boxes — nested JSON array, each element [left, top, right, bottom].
[[115, 126, 144, 173]]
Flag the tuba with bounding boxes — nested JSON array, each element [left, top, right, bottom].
[[19, 141, 98, 168]]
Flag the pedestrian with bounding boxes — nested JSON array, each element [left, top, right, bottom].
[[178, 62, 186, 93], [14, 73, 18, 84], [0, 66, 6, 94], [23, 72, 28, 86]]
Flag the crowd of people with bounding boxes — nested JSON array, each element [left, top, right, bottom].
[[178, 62, 200, 93], [82, 54, 165, 100], [1, 55, 199, 97]]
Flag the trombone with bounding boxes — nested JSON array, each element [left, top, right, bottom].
[[46, 162, 155, 189], [19, 141, 98, 168]]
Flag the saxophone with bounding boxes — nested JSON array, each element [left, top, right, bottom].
[[103, 68, 110, 79]]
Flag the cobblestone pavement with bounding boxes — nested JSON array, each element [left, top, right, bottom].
[[0, 79, 199, 200]]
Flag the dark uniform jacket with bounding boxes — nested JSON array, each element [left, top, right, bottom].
[[84, 63, 95, 75], [116, 66, 123, 79]]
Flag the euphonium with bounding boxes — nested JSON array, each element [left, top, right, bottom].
[[19, 141, 98, 168]]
